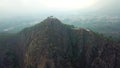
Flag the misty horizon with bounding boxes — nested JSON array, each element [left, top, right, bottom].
[[0, 0, 120, 19]]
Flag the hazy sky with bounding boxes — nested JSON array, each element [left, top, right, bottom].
[[0, 0, 120, 17]]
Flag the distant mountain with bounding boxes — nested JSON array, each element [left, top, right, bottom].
[[0, 17, 120, 68]]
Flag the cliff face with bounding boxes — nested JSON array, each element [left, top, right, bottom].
[[0, 17, 120, 68]]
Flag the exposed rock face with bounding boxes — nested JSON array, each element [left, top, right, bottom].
[[0, 17, 120, 68]]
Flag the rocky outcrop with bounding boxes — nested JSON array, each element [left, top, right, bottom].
[[21, 17, 120, 68]]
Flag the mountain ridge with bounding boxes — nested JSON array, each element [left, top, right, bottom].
[[0, 17, 120, 68]]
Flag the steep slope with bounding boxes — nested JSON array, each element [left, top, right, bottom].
[[18, 17, 119, 68], [22, 17, 74, 68], [0, 17, 120, 68]]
